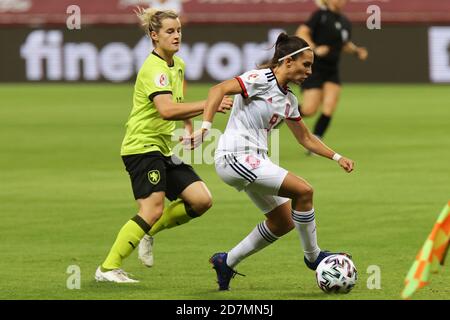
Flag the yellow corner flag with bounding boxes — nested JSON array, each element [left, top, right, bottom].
[[401, 201, 450, 299]]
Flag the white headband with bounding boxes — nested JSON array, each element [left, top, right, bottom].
[[278, 46, 312, 62]]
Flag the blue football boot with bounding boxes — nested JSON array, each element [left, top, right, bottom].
[[209, 252, 244, 290], [304, 251, 352, 271]]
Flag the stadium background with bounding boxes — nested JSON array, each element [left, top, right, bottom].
[[0, 0, 449, 300]]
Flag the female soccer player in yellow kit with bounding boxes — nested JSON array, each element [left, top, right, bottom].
[[95, 8, 232, 283]]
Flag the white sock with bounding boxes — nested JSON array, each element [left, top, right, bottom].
[[292, 208, 321, 262], [226, 221, 278, 268]]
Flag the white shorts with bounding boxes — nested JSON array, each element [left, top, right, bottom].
[[215, 152, 289, 214]]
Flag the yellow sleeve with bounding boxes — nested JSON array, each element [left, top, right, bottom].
[[140, 63, 173, 101]]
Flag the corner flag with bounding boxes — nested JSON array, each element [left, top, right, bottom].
[[401, 201, 450, 299]]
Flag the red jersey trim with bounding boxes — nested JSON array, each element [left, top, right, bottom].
[[235, 76, 249, 98], [286, 116, 302, 121]]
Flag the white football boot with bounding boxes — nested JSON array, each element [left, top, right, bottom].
[[138, 235, 154, 267], [95, 267, 139, 283]]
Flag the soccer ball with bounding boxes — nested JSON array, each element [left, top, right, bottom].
[[315, 254, 357, 293]]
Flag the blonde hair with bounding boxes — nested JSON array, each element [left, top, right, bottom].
[[314, 0, 328, 8], [135, 7, 179, 39]]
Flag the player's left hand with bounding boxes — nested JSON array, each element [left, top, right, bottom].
[[338, 157, 354, 173], [356, 47, 368, 61], [180, 128, 209, 150], [217, 96, 233, 113]]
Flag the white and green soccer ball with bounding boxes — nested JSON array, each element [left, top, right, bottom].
[[315, 254, 357, 293]]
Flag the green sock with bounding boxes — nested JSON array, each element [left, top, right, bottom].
[[149, 199, 200, 236], [101, 215, 151, 271]]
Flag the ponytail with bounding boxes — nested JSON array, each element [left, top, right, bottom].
[[259, 33, 311, 69]]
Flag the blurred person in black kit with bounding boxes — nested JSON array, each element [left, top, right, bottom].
[[296, 0, 368, 148]]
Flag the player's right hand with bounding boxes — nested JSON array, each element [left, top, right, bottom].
[[338, 157, 354, 173], [217, 95, 233, 113]]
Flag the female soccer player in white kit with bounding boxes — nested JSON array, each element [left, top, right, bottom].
[[189, 33, 355, 291]]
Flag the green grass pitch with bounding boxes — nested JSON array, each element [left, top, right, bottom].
[[0, 83, 449, 300]]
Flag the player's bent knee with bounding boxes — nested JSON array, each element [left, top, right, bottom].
[[300, 107, 317, 117], [139, 208, 164, 226], [322, 103, 338, 116], [298, 185, 314, 202], [190, 196, 213, 216]]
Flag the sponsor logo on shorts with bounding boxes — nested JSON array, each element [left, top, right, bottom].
[[148, 170, 160, 185]]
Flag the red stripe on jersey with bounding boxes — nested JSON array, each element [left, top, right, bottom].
[[235, 76, 249, 98], [287, 116, 302, 121]]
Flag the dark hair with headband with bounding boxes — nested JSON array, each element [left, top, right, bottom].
[[259, 33, 311, 69]]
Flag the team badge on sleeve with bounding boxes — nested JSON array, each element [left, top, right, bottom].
[[246, 73, 260, 82], [154, 73, 169, 88]]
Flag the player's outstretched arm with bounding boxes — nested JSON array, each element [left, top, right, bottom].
[[203, 79, 241, 124], [154, 94, 206, 120], [286, 118, 354, 172], [184, 79, 240, 150], [153, 92, 232, 121]]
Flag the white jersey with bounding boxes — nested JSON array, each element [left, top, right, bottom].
[[216, 68, 301, 157]]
